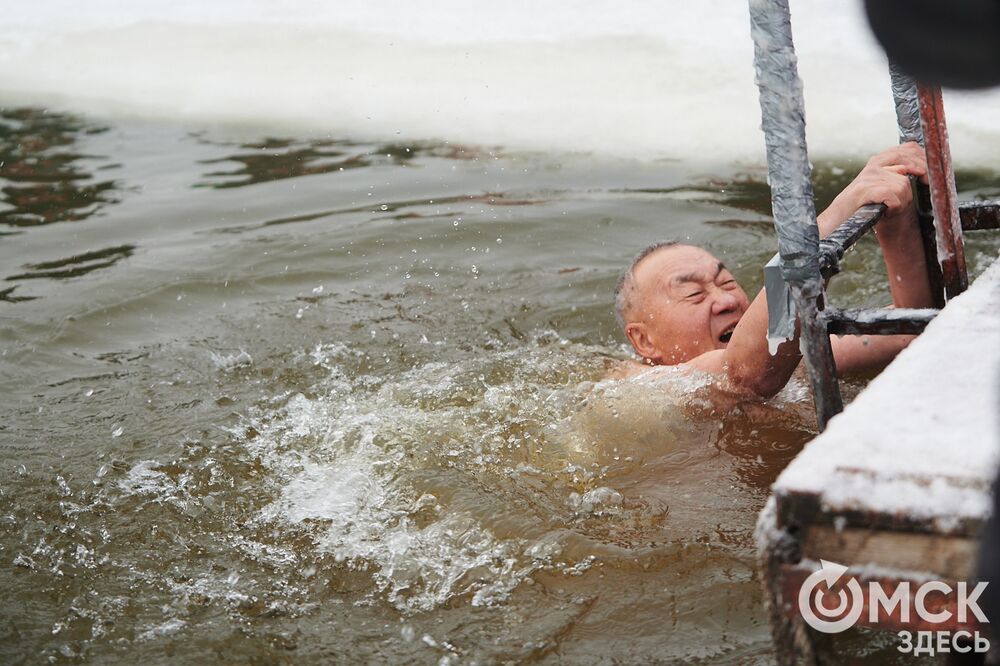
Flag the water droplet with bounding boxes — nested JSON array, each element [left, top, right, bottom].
[[96, 463, 111, 478], [312, 285, 324, 295], [15, 463, 27, 477], [380, 204, 388, 211], [111, 425, 124, 438], [84, 389, 94, 397], [55, 475, 71, 496], [227, 571, 240, 586]]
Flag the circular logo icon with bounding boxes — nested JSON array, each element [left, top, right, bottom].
[[797, 559, 865, 634]]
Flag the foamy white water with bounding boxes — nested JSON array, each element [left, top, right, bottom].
[[2, 0, 999, 165]]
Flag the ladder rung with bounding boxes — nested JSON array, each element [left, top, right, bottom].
[[824, 307, 939, 336], [960, 201, 1000, 231], [815, 200, 996, 282], [819, 203, 886, 278]]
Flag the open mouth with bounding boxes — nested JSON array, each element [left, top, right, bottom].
[[718, 325, 736, 344]]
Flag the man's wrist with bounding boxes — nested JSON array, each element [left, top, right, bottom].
[[831, 186, 865, 218], [817, 194, 859, 237]]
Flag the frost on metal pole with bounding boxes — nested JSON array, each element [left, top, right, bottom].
[[748, 0, 842, 429], [888, 63, 923, 144], [916, 83, 968, 301], [888, 64, 947, 307]]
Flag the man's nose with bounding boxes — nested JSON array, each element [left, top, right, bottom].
[[711, 288, 740, 314]]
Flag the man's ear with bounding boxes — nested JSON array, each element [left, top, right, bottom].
[[625, 322, 659, 362]]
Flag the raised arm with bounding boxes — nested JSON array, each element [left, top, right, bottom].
[[692, 143, 932, 396], [827, 143, 934, 373]]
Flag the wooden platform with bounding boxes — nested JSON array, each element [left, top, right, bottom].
[[756, 254, 1000, 662]]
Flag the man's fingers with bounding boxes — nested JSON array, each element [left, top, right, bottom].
[[866, 146, 928, 186], [895, 146, 928, 175], [885, 162, 928, 184], [864, 172, 914, 213], [850, 145, 927, 214], [868, 152, 897, 168], [868, 143, 916, 166], [868, 142, 928, 177], [871, 188, 903, 210]]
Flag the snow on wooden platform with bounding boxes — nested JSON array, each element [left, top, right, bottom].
[[772, 254, 1000, 537]]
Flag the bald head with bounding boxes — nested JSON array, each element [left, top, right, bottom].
[[614, 240, 683, 330], [614, 242, 750, 365]]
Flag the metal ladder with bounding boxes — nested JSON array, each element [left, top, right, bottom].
[[749, 0, 1000, 430]]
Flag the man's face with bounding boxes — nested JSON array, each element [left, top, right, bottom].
[[625, 244, 750, 365]]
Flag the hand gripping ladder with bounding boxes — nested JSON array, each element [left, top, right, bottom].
[[749, 0, 1000, 430]]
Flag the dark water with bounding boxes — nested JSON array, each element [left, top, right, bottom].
[[1, 107, 997, 664]]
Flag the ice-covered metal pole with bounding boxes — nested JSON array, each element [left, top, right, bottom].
[[749, 0, 842, 429], [889, 63, 923, 144], [889, 64, 946, 307]]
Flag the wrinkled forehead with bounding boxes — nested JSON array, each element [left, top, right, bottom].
[[632, 244, 722, 291]]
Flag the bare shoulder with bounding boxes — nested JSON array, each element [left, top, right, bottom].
[[684, 349, 726, 375], [605, 352, 771, 412], [607, 351, 727, 381], [606, 359, 651, 380]]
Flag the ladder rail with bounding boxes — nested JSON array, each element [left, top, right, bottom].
[[917, 83, 969, 300], [889, 66, 948, 308], [748, 0, 843, 428]]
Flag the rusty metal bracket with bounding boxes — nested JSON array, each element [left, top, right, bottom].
[[824, 307, 938, 336], [960, 201, 1000, 231]]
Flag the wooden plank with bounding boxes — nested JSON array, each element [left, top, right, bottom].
[[801, 525, 977, 581], [775, 488, 987, 539]]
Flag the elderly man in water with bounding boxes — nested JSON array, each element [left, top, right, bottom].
[[614, 143, 934, 396]]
